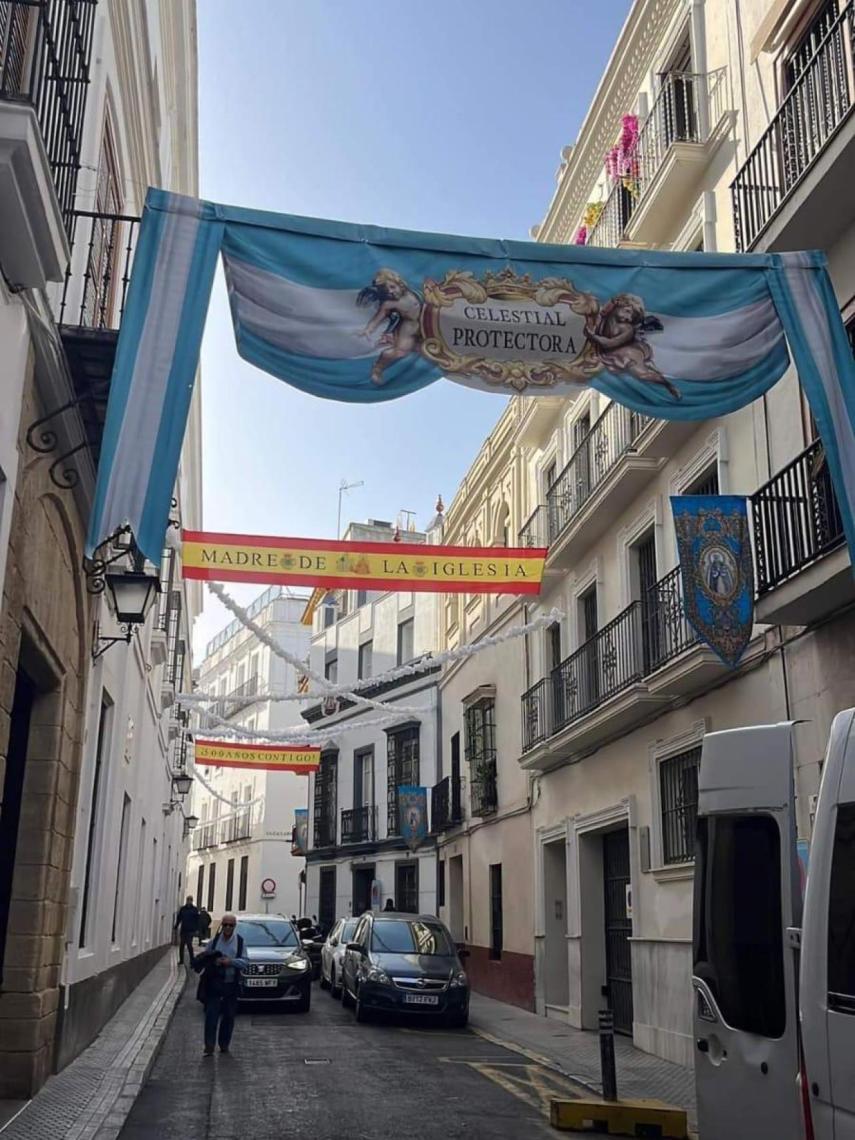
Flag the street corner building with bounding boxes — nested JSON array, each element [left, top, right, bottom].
[[302, 520, 443, 930], [0, 0, 201, 1098]]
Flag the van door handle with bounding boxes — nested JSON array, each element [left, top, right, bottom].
[[696, 1038, 710, 1053]]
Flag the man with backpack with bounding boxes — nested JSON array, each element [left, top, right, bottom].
[[174, 895, 200, 967], [192, 913, 249, 1056]]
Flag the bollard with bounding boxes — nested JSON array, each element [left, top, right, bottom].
[[598, 1008, 618, 1102]]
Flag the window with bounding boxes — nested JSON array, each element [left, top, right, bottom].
[[694, 814, 785, 1037], [196, 864, 205, 907], [660, 747, 701, 864], [548, 622, 562, 671], [83, 116, 123, 327], [394, 862, 419, 914], [358, 641, 373, 681], [371, 918, 451, 954], [828, 802, 855, 1007], [437, 859, 446, 909], [237, 919, 298, 947], [490, 864, 503, 960], [687, 464, 719, 496], [397, 618, 414, 665], [207, 862, 216, 912], [322, 594, 336, 629], [324, 655, 338, 684], [465, 699, 497, 816], [225, 858, 235, 911], [313, 752, 338, 846], [784, 0, 838, 90], [356, 590, 368, 608], [238, 856, 248, 911], [387, 726, 419, 836], [79, 695, 112, 947], [111, 794, 132, 943]]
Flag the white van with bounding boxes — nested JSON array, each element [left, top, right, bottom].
[[693, 712, 855, 1140]]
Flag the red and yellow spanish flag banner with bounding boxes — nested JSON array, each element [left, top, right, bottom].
[[194, 740, 321, 773], [182, 529, 546, 595]]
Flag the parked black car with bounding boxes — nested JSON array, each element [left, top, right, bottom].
[[231, 915, 312, 1011], [341, 912, 469, 1027]]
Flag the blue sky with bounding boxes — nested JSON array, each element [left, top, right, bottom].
[[193, 0, 631, 655]]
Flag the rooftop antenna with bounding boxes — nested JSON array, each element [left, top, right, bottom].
[[337, 479, 364, 539]]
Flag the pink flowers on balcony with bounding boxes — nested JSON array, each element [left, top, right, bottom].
[[605, 113, 640, 196]]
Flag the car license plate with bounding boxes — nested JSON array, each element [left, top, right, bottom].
[[244, 977, 278, 988], [403, 993, 439, 1005]]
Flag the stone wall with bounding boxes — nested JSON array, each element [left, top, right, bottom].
[[0, 360, 90, 1098]]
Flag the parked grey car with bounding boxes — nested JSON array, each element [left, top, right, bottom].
[[320, 917, 360, 998], [231, 914, 312, 1011]]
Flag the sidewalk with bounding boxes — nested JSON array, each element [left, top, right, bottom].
[[468, 993, 697, 1134], [0, 951, 185, 1140]]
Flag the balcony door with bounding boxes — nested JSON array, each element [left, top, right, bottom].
[[580, 585, 599, 711], [353, 747, 374, 842], [573, 413, 592, 507], [634, 531, 658, 673], [659, 35, 696, 148]]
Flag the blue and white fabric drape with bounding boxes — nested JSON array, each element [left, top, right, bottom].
[[87, 189, 855, 568]]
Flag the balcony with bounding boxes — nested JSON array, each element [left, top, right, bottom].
[[341, 806, 377, 845], [313, 815, 336, 849], [221, 809, 252, 844], [543, 402, 662, 567], [470, 760, 498, 817], [430, 776, 463, 832], [521, 568, 728, 769], [751, 439, 853, 625], [194, 822, 218, 851], [732, 1, 855, 252], [588, 70, 728, 250], [0, 1, 97, 286]]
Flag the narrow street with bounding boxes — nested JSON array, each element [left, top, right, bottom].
[[119, 977, 579, 1140]]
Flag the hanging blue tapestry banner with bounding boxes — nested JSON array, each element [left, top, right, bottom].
[[671, 495, 755, 667], [292, 809, 308, 855], [87, 189, 855, 570], [398, 785, 428, 853]]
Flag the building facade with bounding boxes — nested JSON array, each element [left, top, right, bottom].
[[303, 520, 441, 931], [188, 588, 312, 922], [0, 0, 200, 1096], [512, 0, 855, 1066], [432, 403, 542, 1009]]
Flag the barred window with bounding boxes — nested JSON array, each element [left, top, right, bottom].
[[465, 699, 497, 816], [660, 746, 701, 864]]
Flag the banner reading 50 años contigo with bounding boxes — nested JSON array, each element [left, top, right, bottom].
[[87, 190, 855, 569]]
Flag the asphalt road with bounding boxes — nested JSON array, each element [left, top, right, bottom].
[[118, 975, 584, 1140]]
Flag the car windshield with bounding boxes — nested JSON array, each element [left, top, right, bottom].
[[371, 920, 454, 955], [236, 919, 298, 947]]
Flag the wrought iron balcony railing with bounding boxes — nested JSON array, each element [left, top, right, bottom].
[[546, 402, 653, 544], [521, 678, 550, 753], [430, 775, 463, 832], [59, 210, 140, 330], [313, 815, 336, 849], [587, 70, 723, 249], [751, 438, 845, 594], [0, 0, 97, 230], [341, 805, 376, 844], [522, 567, 701, 750], [221, 809, 252, 844], [194, 821, 218, 850], [518, 505, 549, 548], [732, 1, 855, 250], [470, 760, 498, 817]]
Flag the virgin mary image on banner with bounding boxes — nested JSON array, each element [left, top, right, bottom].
[[398, 786, 428, 852], [671, 495, 755, 667]]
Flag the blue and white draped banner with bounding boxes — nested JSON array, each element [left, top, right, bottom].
[[293, 809, 308, 855], [87, 190, 855, 567], [671, 495, 755, 667], [398, 785, 428, 852]]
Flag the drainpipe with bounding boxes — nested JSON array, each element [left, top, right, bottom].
[[691, 0, 710, 141]]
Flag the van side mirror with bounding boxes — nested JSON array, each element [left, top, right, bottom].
[[346, 941, 364, 953]]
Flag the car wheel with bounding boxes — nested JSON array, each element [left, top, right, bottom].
[[330, 967, 342, 999], [294, 987, 311, 1014], [354, 990, 371, 1024], [445, 1010, 468, 1029], [341, 982, 355, 1010]]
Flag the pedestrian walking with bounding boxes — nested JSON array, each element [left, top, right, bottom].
[[192, 913, 248, 1056], [174, 895, 200, 967], [198, 907, 212, 942]]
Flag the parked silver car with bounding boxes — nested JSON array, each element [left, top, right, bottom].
[[320, 917, 360, 998]]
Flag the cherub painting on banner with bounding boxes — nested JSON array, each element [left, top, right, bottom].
[[358, 269, 424, 385]]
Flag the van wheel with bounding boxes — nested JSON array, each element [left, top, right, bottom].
[[341, 983, 355, 1010], [355, 991, 371, 1024]]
